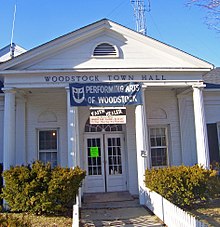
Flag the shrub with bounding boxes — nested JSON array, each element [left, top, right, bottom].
[[208, 162, 220, 197], [49, 166, 85, 211], [145, 165, 220, 208], [1, 161, 86, 214]]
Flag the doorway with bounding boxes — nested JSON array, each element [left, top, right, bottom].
[[84, 132, 126, 193]]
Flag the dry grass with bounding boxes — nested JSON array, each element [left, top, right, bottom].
[[0, 213, 72, 227], [188, 198, 220, 226]]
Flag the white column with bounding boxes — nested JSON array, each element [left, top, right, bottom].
[[15, 93, 26, 165], [135, 88, 149, 205], [66, 88, 81, 208], [66, 88, 79, 168], [72, 106, 79, 167], [3, 88, 16, 170], [192, 84, 210, 169]]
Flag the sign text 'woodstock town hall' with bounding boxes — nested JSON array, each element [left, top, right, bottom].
[[44, 74, 166, 83]]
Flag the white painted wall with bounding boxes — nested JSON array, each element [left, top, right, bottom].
[[146, 89, 182, 166], [25, 28, 210, 71], [0, 96, 4, 163], [178, 93, 197, 166], [178, 89, 220, 167], [26, 89, 68, 166]]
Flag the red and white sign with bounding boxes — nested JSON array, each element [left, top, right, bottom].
[[90, 107, 126, 124]]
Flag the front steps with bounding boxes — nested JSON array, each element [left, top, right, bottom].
[[80, 191, 164, 227]]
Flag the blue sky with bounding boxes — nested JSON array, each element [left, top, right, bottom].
[[0, 0, 220, 66]]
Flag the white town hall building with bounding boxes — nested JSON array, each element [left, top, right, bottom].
[[0, 19, 219, 202]]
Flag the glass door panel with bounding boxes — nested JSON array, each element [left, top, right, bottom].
[[105, 134, 126, 192], [87, 138, 102, 175], [84, 135, 105, 193], [107, 137, 123, 175]]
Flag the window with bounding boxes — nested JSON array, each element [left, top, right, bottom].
[[218, 123, 220, 148], [93, 43, 118, 57], [217, 123, 220, 162], [108, 137, 122, 175], [38, 129, 58, 168], [85, 118, 123, 132], [149, 127, 168, 167], [87, 138, 102, 175], [207, 123, 220, 163]]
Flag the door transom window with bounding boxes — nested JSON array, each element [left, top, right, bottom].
[[85, 119, 123, 132]]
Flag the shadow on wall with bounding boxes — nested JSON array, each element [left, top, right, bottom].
[[0, 81, 3, 93], [0, 163, 3, 205]]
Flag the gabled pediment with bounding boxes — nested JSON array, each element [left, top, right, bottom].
[[0, 43, 26, 63], [0, 19, 214, 72]]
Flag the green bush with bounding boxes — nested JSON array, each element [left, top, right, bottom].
[[1, 161, 86, 214], [145, 165, 220, 208], [49, 166, 85, 210]]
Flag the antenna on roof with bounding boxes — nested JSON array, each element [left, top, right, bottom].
[[10, 4, 17, 59], [130, 0, 150, 35]]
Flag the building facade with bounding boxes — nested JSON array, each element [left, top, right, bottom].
[[0, 19, 219, 203]]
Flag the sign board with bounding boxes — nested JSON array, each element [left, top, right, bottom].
[[90, 147, 99, 158], [90, 107, 126, 124], [69, 82, 142, 107]]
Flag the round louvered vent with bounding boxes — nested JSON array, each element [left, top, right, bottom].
[[93, 43, 118, 57]]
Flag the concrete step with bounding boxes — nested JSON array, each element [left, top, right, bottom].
[[80, 192, 165, 226], [80, 206, 164, 227], [82, 198, 140, 209], [83, 191, 134, 204]]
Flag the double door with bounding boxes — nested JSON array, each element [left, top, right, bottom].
[[84, 134, 126, 193]]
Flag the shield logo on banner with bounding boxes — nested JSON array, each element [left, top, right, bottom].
[[71, 86, 85, 104]]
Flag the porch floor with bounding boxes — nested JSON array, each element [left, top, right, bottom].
[[80, 191, 164, 227]]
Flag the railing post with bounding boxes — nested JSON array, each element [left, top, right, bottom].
[[72, 194, 79, 227]]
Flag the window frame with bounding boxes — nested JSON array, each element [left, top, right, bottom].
[[149, 125, 169, 168], [37, 128, 59, 167]]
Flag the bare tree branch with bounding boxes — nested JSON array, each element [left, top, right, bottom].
[[187, 0, 220, 31]]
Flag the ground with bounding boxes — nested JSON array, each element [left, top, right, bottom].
[[188, 198, 220, 226], [0, 213, 72, 227], [1, 199, 219, 226]]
